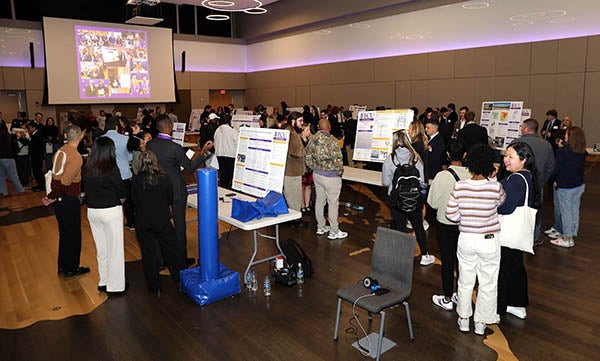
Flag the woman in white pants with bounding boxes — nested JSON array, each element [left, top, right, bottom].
[[446, 144, 506, 335], [83, 137, 127, 294]]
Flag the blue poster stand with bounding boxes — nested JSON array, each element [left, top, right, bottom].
[[180, 168, 240, 306]]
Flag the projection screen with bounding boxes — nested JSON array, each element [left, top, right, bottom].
[[43, 17, 176, 105]]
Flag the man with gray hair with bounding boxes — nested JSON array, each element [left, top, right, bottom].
[[42, 125, 90, 278], [512, 118, 555, 245]]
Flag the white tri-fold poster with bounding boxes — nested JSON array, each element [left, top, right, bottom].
[[231, 114, 261, 129], [480, 101, 524, 150], [352, 109, 414, 163], [232, 127, 290, 198]]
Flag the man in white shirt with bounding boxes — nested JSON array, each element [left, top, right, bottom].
[[213, 119, 239, 188]]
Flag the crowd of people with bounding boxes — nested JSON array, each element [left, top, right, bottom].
[[0, 102, 588, 322]]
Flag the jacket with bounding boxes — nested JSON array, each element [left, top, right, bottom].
[[305, 130, 343, 177]]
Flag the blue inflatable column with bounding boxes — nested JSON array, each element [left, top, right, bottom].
[[197, 168, 219, 280], [179, 168, 241, 306]]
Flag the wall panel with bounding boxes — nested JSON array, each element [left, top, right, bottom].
[[531, 40, 558, 74], [495, 43, 531, 76], [583, 72, 600, 142], [558, 37, 587, 73], [2, 68, 25, 89]]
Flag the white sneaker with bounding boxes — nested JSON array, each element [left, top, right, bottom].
[[316, 226, 330, 235], [457, 317, 470, 332], [474, 322, 486, 335], [544, 226, 558, 235], [451, 292, 458, 304], [423, 220, 430, 231], [328, 230, 348, 240], [547, 230, 562, 239], [506, 306, 527, 319], [550, 237, 575, 248], [420, 254, 436, 266], [406, 220, 413, 230], [432, 295, 453, 311]]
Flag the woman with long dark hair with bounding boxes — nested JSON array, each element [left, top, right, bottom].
[[497, 142, 538, 319], [131, 151, 186, 293], [382, 129, 435, 266], [83, 136, 127, 294], [44, 117, 59, 170]]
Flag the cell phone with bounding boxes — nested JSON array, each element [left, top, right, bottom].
[[225, 193, 236, 197], [373, 288, 390, 296]]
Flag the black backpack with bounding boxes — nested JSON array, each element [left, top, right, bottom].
[[281, 238, 314, 277], [390, 153, 422, 213]]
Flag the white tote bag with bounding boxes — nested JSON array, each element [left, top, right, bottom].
[[498, 172, 537, 254], [45, 150, 66, 195]]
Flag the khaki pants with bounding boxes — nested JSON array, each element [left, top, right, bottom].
[[313, 173, 342, 233], [283, 175, 302, 212]]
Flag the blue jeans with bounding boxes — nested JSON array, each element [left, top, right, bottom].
[[0, 158, 25, 195], [553, 185, 585, 237]]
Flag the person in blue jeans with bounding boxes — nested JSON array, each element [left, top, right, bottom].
[[0, 126, 25, 196], [547, 126, 587, 248]]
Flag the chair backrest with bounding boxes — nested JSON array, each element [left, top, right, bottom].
[[370, 227, 416, 293]]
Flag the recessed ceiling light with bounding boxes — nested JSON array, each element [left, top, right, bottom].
[[244, 7, 267, 14], [206, 14, 230, 21], [510, 12, 546, 22], [312, 30, 331, 35], [462, 2, 489, 10], [207, 1, 234, 6], [550, 17, 575, 24], [349, 23, 370, 29]]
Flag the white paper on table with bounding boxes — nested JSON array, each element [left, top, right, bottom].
[[186, 149, 195, 159]]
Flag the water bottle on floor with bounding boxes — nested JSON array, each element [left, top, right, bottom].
[[251, 271, 258, 292], [297, 263, 304, 285], [263, 275, 271, 297], [245, 271, 253, 288]]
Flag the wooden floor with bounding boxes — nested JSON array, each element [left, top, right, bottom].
[[0, 169, 599, 361]]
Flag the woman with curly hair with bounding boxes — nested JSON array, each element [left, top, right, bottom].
[[446, 144, 506, 335]]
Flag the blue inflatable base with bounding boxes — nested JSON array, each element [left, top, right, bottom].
[[180, 264, 241, 306]]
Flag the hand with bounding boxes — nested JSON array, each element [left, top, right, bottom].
[[42, 196, 56, 206], [201, 141, 214, 154]]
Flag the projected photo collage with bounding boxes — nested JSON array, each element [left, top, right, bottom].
[[76, 26, 150, 99]]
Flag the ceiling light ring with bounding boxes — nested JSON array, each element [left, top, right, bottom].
[[201, 0, 262, 12], [243, 7, 267, 14], [206, 14, 231, 21]]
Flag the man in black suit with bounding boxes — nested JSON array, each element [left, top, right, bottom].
[[457, 111, 488, 153], [541, 109, 561, 151], [425, 118, 445, 183], [27, 121, 45, 192], [146, 114, 214, 266], [447, 103, 458, 125]]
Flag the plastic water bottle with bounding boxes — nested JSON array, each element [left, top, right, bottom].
[[263, 275, 271, 297], [251, 271, 258, 292], [245, 271, 253, 288], [297, 263, 304, 285]]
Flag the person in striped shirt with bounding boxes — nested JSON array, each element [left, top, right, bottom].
[[446, 144, 506, 336]]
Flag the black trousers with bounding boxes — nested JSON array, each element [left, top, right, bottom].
[[497, 246, 529, 314], [391, 202, 428, 254], [172, 197, 188, 259], [30, 156, 45, 189], [53, 195, 82, 272], [437, 222, 460, 297], [138, 222, 186, 290], [123, 178, 134, 226], [217, 156, 235, 189], [15, 154, 30, 187]]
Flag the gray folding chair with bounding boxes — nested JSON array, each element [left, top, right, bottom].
[[333, 227, 416, 361]]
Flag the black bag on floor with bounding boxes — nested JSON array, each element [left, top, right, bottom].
[[281, 238, 314, 278]]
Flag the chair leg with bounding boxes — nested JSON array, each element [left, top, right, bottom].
[[376, 311, 385, 361], [333, 297, 342, 341], [403, 301, 415, 341]]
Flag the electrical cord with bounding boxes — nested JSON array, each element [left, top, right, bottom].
[[351, 293, 376, 356]]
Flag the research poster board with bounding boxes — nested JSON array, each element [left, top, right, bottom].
[[233, 109, 253, 116], [231, 114, 260, 130], [287, 107, 304, 114], [232, 127, 290, 198], [352, 109, 414, 163], [480, 101, 524, 150], [349, 105, 367, 119], [172, 122, 186, 146], [188, 109, 202, 131]]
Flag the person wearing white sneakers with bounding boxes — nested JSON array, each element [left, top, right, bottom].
[[428, 139, 471, 311], [305, 118, 347, 240], [497, 143, 539, 320], [382, 130, 435, 266], [549, 127, 587, 248], [446, 145, 506, 335]]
